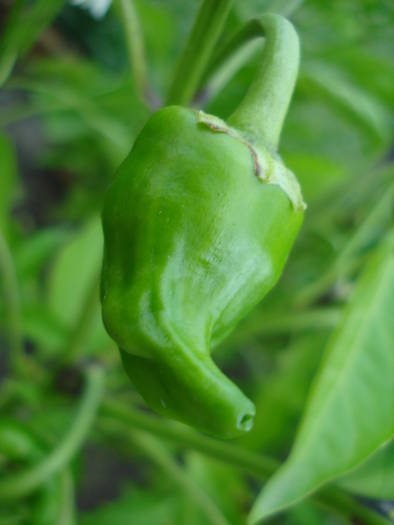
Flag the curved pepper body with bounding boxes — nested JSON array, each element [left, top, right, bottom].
[[101, 106, 303, 437]]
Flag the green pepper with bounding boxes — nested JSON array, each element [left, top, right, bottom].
[[101, 14, 305, 438]]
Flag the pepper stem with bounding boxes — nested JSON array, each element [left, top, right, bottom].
[[228, 14, 299, 150]]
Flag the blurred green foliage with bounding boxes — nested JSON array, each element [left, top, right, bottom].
[[0, 1, 393, 524]]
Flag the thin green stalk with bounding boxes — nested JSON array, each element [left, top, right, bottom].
[[57, 470, 76, 525], [100, 399, 277, 478], [230, 307, 341, 347], [116, 0, 152, 107], [130, 429, 230, 525], [234, 0, 304, 19], [227, 15, 299, 149], [0, 231, 24, 376], [166, 0, 234, 106], [32, 469, 75, 525], [0, 365, 105, 501]]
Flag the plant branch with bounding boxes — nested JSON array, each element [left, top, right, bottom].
[[100, 398, 277, 477], [57, 469, 76, 525], [166, 0, 234, 106], [116, 0, 154, 108], [227, 15, 299, 149], [101, 399, 392, 525]]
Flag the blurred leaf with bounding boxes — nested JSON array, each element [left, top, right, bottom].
[[47, 217, 102, 327], [280, 231, 336, 295], [183, 453, 249, 525], [329, 49, 394, 111], [8, 58, 149, 172], [250, 232, 394, 522], [45, 216, 113, 358], [284, 153, 349, 204], [22, 305, 68, 352], [306, 163, 394, 233], [0, 132, 17, 234], [292, 0, 394, 55], [297, 182, 394, 306], [235, 0, 304, 18], [338, 440, 394, 500], [301, 61, 390, 143], [14, 227, 69, 280], [0, 0, 65, 85], [80, 487, 177, 525], [134, 0, 179, 94], [241, 333, 328, 454], [10, 75, 130, 158]]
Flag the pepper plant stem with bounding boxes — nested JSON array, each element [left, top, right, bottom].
[[116, 0, 151, 107], [101, 399, 392, 525], [56, 469, 76, 525], [166, 0, 233, 106], [0, 365, 105, 501], [227, 15, 299, 149], [101, 398, 277, 477]]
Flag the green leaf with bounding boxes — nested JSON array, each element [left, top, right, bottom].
[[46, 217, 112, 358], [338, 440, 394, 500], [249, 232, 394, 524], [47, 217, 102, 327]]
